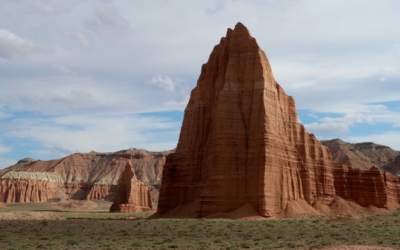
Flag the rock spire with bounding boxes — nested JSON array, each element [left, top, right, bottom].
[[156, 23, 400, 218], [110, 162, 153, 212]]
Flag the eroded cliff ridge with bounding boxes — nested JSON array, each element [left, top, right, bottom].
[[110, 162, 153, 212], [0, 149, 171, 203], [322, 139, 400, 175], [157, 23, 400, 218]]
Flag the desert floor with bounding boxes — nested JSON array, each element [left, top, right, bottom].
[[0, 201, 399, 249]]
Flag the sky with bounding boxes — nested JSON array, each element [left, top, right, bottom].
[[0, 0, 400, 169]]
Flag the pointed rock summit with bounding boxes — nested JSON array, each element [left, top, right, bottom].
[[110, 162, 153, 212], [157, 23, 400, 218]]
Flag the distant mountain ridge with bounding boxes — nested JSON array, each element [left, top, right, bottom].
[[321, 139, 400, 176], [1, 138, 400, 205], [0, 148, 173, 204]]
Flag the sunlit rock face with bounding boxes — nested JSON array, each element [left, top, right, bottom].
[[157, 23, 400, 218], [110, 162, 153, 213], [0, 149, 171, 204]]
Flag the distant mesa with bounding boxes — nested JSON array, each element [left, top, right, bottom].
[[110, 162, 153, 212], [322, 139, 400, 174], [155, 23, 400, 219], [0, 149, 172, 204]]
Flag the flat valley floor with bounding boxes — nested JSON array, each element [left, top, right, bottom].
[[0, 201, 399, 249]]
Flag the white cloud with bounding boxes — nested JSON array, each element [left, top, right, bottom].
[[305, 104, 400, 135], [395, 44, 400, 55], [0, 106, 11, 120], [0, 157, 16, 170], [149, 75, 188, 93], [29, 0, 56, 15], [95, 8, 129, 30], [1, 0, 400, 159], [5, 114, 179, 154], [345, 132, 400, 151], [305, 112, 373, 135], [149, 75, 177, 92], [305, 121, 350, 135], [0, 68, 191, 116], [164, 95, 190, 110], [0, 29, 45, 59], [0, 145, 11, 154], [65, 31, 91, 48], [308, 113, 318, 119], [21, 0, 81, 15], [83, 7, 129, 40]]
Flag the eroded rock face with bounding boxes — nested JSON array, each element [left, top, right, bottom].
[[384, 172, 400, 207], [0, 172, 63, 203], [110, 162, 152, 212], [0, 149, 171, 203], [333, 165, 387, 208], [157, 23, 400, 218], [322, 139, 400, 172]]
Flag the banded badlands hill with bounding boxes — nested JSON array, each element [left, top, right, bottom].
[[0, 149, 172, 204], [322, 139, 400, 175], [1, 139, 399, 207], [156, 22, 400, 218]]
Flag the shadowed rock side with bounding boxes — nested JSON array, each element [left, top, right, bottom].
[[157, 23, 400, 218], [0, 149, 172, 204], [110, 162, 152, 212], [333, 165, 387, 207]]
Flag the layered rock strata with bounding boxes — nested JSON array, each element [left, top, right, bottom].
[[333, 165, 387, 207], [110, 162, 152, 212], [157, 23, 400, 218], [322, 139, 400, 172], [384, 172, 400, 206], [0, 172, 64, 203], [0, 149, 171, 203]]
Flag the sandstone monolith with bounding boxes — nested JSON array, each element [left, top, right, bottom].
[[157, 22, 400, 218], [110, 162, 152, 212]]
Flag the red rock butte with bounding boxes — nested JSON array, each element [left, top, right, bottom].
[[110, 162, 152, 212], [156, 23, 400, 218]]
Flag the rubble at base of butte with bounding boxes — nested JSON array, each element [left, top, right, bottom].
[[155, 22, 400, 219], [110, 162, 153, 213]]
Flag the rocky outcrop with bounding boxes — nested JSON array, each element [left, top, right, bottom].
[[157, 23, 400, 218], [0, 172, 64, 202], [333, 165, 387, 207], [322, 139, 400, 173], [382, 155, 400, 177], [86, 184, 115, 201], [384, 171, 400, 207], [0, 149, 172, 203], [110, 162, 152, 212]]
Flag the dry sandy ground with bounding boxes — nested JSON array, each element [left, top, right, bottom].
[[319, 246, 397, 250], [0, 211, 64, 220]]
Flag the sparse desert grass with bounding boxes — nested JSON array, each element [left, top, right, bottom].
[[1, 202, 400, 249]]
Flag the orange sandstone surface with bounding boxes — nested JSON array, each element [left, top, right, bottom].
[[155, 23, 400, 219], [110, 162, 153, 212], [0, 149, 170, 204]]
